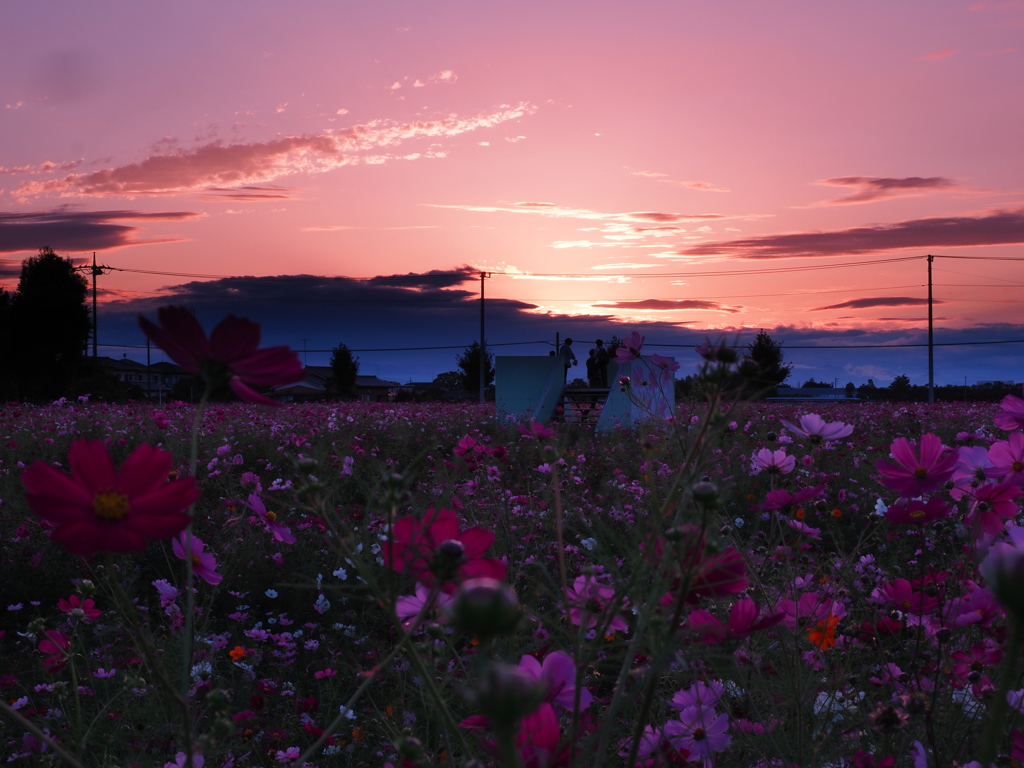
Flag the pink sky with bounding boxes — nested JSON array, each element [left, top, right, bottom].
[[2, 1, 1024, 384]]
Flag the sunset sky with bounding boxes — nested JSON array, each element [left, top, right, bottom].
[[3, 1, 1024, 387]]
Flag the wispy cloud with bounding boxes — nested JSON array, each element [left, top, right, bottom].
[[592, 299, 741, 313], [0, 208, 202, 253], [817, 176, 956, 204], [918, 49, 956, 61], [429, 201, 726, 246], [811, 297, 939, 311], [630, 170, 729, 192], [14, 104, 534, 199], [677, 208, 1024, 259]]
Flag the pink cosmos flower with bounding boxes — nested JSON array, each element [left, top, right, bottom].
[[518, 421, 555, 440], [750, 448, 796, 475], [874, 578, 938, 616], [996, 388, 1024, 431], [394, 582, 454, 628], [687, 599, 785, 644], [57, 595, 102, 622], [669, 681, 726, 711], [753, 484, 827, 511], [614, 331, 645, 365], [780, 413, 854, 443], [883, 497, 952, 526], [988, 432, 1024, 487], [876, 434, 958, 498], [140, 306, 304, 407], [246, 493, 296, 545], [514, 703, 564, 768], [38, 630, 70, 673], [650, 353, 681, 372], [777, 592, 847, 630], [663, 704, 732, 762], [172, 531, 223, 586], [564, 574, 628, 632], [22, 440, 199, 557], [518, 651, 593, 711], [950, 446, 997, 500], [967, 481, 1023, 537], [384, 508, 506, 592]]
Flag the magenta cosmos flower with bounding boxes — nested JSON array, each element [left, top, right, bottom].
[[140, 306, 304, 406], [384, 508, 506, 592], [172, 531, 223, 585], [22, 440, 199, 557], [38, 630, 71, 673], [518, 651, 593, 711], [876, 434, 958, 498], [564, 574, 628, 632], [996, 388, 1024, 431], [780, 413, 854, 443]]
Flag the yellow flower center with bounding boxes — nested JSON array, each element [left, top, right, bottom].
[[192, 554, 202, 568], [914, 467, 928, 480], [1014, 461, 1023, 472], [909, 509, 927, 520], [92, 490, 130, 521], [265, 511, 277, 522]]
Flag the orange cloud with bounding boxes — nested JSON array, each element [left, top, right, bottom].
[[15, 104, 534, 199]]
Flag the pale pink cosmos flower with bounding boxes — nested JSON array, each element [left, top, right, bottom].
[[564, 574, 628, 633], [876, 434, 959, 498], [951, 446, 997, 500], [663, 704, 732, 763], [614, 331, 645, 365], [750, 448, 796, 475], [988, 432, 1024, 487], [650, 353, 681, 372], [669, 680, 725, 711], [780, 413, 853, 443], [172, 531, 223, 586], [518, 650, 593, 711], [246, 493, 296, 545], [164, 753, 204, 768], [394, 582, 454, 628], [980, 523, 1024, 615]]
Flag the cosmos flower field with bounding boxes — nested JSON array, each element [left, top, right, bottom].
[[3, 388, 1024, 768]]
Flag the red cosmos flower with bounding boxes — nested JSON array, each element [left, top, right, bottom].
[[139, 306, 304, 406], [384, 508, 506, 592], [876, 434, 959, 498], [22, 440, 199, 557], [38, 630, 70, 673], [687, 598, 784, 644], [57, 595, 102, 622]]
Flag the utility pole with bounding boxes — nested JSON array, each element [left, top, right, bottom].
[[479, 271, 491, 403], [76, 252, 109, 358], [927, 254, 935, 404]]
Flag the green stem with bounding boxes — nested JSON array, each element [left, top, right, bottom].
[[981, 618, 1022, 767]]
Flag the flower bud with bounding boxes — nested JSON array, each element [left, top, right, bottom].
[[691, 481, 719, 506], [472, 663, 546, 727], [448, 578, 522, 638]]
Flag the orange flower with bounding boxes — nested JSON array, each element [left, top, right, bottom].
[[795, 509, 805, 519], [832, 508, 843, 518], [807, 614, 840, 650], [229, 645, 247, 661]]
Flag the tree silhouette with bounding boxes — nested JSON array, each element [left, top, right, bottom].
[[745, 330, 792, 394], [456, 341, 495, 394], [9, 247, 90, 400], [330, 343, 359, 398]]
